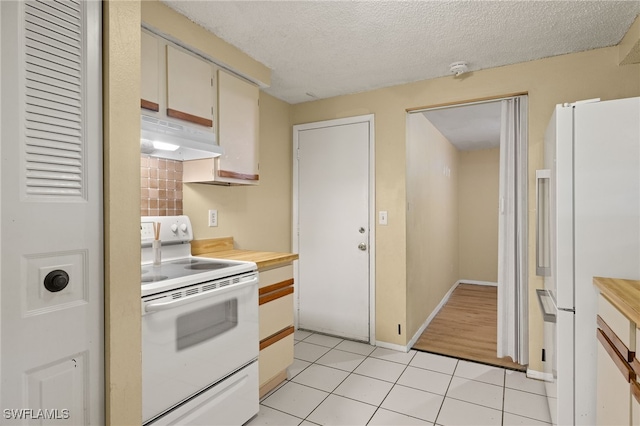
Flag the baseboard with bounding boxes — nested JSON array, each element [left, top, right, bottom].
[[406, 281, 462, 351], [458, 279, 498, 287], [378, 280, 498, 353], [374, 340, 411, 353], [526, 368, 552, 381]]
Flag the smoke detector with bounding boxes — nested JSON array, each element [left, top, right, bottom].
[[450, 61, 469, 77]]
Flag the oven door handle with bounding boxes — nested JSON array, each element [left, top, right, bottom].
[[144, 276, 258, 313]]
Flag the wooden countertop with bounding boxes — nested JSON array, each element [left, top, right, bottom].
[[594, 277, 640, 325], [192, 237, 298, 270]]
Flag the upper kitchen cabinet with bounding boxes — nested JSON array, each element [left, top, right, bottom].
[[141, 30, 161, 112], [166, 45, 214, 128], [217, 69, 260, 183], [183, 70, 260, 185], [140, 31, 215, 129]]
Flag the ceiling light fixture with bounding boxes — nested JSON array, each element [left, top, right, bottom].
[[449, 61, 469, 77]]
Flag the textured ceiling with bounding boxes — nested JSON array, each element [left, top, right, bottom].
[[423, 101, 503, 151], [162, 0, 640, 105]]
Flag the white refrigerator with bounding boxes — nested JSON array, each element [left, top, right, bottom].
[[536, 97, 640, 425]]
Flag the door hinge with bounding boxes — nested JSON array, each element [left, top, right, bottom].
[[398, 324, 401, 335], [541, 348, 546, 362]]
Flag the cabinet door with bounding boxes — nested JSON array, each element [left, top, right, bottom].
[[218, 69, 259, 182], [597, 329, 633, 425], [633, 381, 640, 426], [166, 45, 214, 128], [141, 31, 160, 112]]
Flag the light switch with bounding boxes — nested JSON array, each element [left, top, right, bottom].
[[208, 210, 218, 227], [379, 211, 388, 225]]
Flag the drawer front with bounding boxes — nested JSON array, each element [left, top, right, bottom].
[[259, 333, 294, 386], [259, 265, 293, 289], [259, 293, 294, 341], [600, 294, 636, 351]]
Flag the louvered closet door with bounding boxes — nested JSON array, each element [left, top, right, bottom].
[[0, 1, 103, 424]]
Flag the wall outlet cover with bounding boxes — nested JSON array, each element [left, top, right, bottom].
[[208, 209, 218, 227]]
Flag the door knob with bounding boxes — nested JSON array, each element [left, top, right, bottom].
[[44, 270, 69, 292], [358, 243, 367, 251]]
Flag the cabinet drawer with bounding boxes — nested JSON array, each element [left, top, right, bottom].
[[259, 293, 294, 341], [259, 265, 293, 288], [600, 294, 636, 352], [259, 332, 294, 386]]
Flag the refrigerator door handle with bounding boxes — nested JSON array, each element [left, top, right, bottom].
[[536, 289, 557, 323], [536, 169, 551, 276]]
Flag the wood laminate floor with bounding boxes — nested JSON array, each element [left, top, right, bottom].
[[412, 284, 526, 371]]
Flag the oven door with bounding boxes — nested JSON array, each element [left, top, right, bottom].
[[142, 272, 258, 424]]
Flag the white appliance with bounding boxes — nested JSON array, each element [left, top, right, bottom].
[[140, 215, 259, 425], [140, 114, 224, 161], [536, 97, 640, 425]]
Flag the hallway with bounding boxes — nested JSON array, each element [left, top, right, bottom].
[[413, 284, 525, 371]]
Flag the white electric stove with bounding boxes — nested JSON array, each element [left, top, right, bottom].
[[141, 215, 259, 426]]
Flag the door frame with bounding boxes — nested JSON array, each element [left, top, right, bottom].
[[292, 114, 376, 344], [407, 94, 528, 364]]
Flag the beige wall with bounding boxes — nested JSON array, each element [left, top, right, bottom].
[[103, 1, 142, 424], [292, 46, 640, 367], [458, 147, 500, 282], [184, 92, 293, 252], [619, 15, 640, 65], [406, 113, 460, 338]]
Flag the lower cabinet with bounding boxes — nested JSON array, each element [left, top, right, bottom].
[[257, 264, 294, 397], [596, 293, 638, 426], [633, 381, 640, 426]]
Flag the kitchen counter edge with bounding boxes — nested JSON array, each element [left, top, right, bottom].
[[192, 238, 298, 271], [594, 276, 640, 326]]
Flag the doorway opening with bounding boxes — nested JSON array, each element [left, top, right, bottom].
[[407, 95, 528, 368]]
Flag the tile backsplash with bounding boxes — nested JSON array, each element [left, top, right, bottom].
[[141, 155, 183, 216]]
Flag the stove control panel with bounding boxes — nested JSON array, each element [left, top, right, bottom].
[[141, 215, 193, 245]]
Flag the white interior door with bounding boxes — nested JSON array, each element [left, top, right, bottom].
[[294, 115, 374, 342], [0, 1, 103, 424], [497, 96, 528, 365]]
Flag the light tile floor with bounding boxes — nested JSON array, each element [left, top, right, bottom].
[[247, 330, 552, 426]]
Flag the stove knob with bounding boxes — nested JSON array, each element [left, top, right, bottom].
[[180, 223, 188, 233], [171, 224, 178, 233]]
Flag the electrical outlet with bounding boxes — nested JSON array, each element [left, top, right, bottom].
[[208, 209, 218, 227]]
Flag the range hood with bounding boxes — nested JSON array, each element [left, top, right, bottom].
[[140, 115, 224, 161]]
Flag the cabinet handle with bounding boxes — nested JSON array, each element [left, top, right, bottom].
[[167, 108, 213, 128], [597, 328, 635, 382], [218, 170, 259, 181], [597, 315, 635, 362], [259, 286, 293, 305], [260, 326, 294, 351], [141, 99, 159, 112], [632, 380, 640, 404]]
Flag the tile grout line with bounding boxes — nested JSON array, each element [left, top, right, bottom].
[[432, 358, 459, 425], [364, 348, 418, 425], [281, 332, 551, 425]]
